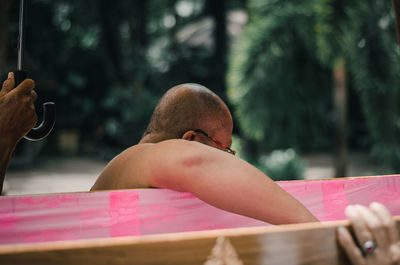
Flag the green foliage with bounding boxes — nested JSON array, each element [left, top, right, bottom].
[[4, 0, 242, 154], [257, 149, 305, 181], [5, 0, 400, 174], [228, 0, 333, 152], [102, 86, 159, 146], [347, 1, 400, 170], [228, 0, 400, 171], [313, 0, 352, 66]]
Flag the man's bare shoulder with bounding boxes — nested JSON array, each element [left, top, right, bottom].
[[118, 142, 154, 157], [90, 143, 153, 191], [91, 139, 200, 191]]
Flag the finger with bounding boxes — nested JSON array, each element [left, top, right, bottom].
[[10, 79, 35, 95], [25, 99, 38, 123], [355, 205, 388, 249], [345, 205, 373, 245], [369, 202, 399, 243], [31, 108, 38, 124], [1, 72, 15, 93], [29, 91, 38, 115], [337, 226, 365, 265], [392, 242, 400, 263], [30, 90, 38, 103]]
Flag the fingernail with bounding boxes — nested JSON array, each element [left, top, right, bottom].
[[8, 72, 12, 79], [345, 205, 356, 218], [370, 202, 380, 208]]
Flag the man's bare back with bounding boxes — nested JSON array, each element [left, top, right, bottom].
[[91, 84, 318, 225]]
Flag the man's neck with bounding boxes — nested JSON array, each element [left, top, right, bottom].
[[139, 133, 168, 144]]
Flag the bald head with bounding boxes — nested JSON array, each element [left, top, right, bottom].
[[140, 83, 232, 144]]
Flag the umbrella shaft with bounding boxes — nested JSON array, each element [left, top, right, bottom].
[[17, 0, 26, 71]]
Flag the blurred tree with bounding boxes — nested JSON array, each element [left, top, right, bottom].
[[313, 0, 352, 177], [228, 0, 333, 159], [257, 149, 305, 181], [205, 0, 228, 95], [2, 0, 244, 158], [347, 0, 400, 171], [394, 0, 400, 46], [228, 0, 400, 173], [6, 0, 398, 176]]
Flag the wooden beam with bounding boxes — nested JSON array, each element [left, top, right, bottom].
[[1, 217, 399, 265]]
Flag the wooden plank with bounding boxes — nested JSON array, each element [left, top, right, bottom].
[[1, 217, 399, 265]]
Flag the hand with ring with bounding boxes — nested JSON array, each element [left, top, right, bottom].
[[337, 202, 400, 265]]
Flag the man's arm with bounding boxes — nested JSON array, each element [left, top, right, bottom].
[[0, 142, 16, 193], [0, 73, 38, 194], [93, 139, 318, 224]]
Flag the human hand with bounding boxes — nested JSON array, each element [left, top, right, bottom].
[[338, 202, 400, 265], [0, 72, 38, 146]]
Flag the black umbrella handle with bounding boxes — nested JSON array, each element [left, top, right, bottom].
[[14, 70, 56, 141], [15, 0, 56, 141], [14, 70, 27, 86], [24, 102, 56, 141]]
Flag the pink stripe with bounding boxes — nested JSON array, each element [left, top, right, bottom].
[[109, 190, 141, 237], [322, 180, 348, 221]]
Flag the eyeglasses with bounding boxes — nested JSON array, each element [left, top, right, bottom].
[[194, 129, 236, 155]]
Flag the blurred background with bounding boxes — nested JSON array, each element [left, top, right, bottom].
[[1, 0, 399, 195]]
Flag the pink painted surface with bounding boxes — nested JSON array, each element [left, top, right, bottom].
[[0, 175, 399, 245]]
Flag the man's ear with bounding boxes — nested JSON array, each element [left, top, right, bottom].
[[182, 130, 197, 141]]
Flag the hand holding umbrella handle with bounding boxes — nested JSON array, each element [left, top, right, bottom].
[[24, 102, 55, 141], [15, 70, 56, 141]]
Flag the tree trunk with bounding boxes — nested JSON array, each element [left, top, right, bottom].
[[168, 0, 179, 53], [207, 0, 228, 96], [99, 0, 126, 85], [333, 57, 348, 178], [131, 0, 148, 48], [393, 0, 400, 47]]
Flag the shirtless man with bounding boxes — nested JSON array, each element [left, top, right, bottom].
[[0, 72, 37, 194], [92, 83, 318, 224]]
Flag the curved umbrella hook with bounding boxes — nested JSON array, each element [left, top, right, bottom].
[[24, 102, 56, 141], [14, 72, 56, 142]]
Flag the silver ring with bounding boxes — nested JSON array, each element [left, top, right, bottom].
[[362, 240, 377, 256]]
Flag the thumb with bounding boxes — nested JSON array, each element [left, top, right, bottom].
[[1, 72, 15, 93]]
